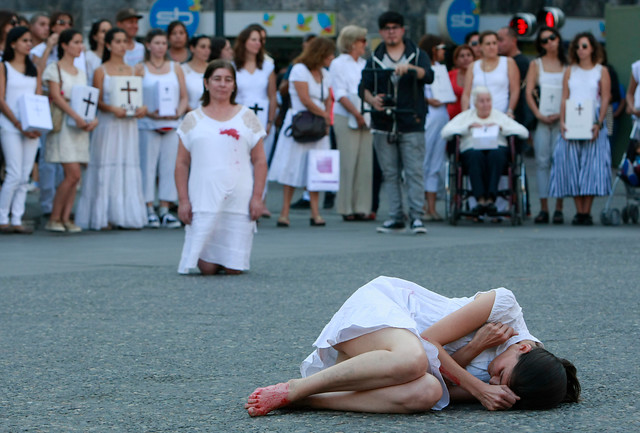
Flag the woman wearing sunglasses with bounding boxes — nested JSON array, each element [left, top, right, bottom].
[[0, 11, 19, 60], [525, 27, 567, 225], [549, 32, 611, 226]]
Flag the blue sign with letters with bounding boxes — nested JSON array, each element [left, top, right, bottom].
[[446, 0, 479, 45], [149, 0, 200, 36]]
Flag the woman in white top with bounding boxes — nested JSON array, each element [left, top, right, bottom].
[[461, 31, 519, 116], [175, 60, 267, 275], [329, 25, 372, 221], [135, 29, 188, 229], [525, 27, 567, 225], [74, 27, 147, 230], [0, 27, 41, 234], [268, 37, 334, 227], [245, 276, 580, 416], [85, 19, 112, 86], [549, 32, 611, 226], [181, 34, 211, 112], [43, 29, 98, 233], [419, 34, 450, 222]]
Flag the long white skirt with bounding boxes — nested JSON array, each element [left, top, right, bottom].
[[178, 211, 256, 274]]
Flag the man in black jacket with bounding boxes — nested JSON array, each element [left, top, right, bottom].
[[362, 11, 433, 234]]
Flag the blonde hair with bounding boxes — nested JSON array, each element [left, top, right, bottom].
[[337, 25, 367, 54]]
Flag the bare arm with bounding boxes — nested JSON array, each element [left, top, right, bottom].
[[593, 66, 611, 140], [461, 65, 474, 111], [293, 80, 329, 119], [506, 57, 520, 116], [626, 75, 638, 116], [175, 140, 192, 225], [0, 65, 40, 138], [249, 139, 267, 221], [267, 72, 277, 133], [48, 78, 88, 129], [559, 67, 571, 139], [94, 67, 126, 118], [175, 65, 189, 118]]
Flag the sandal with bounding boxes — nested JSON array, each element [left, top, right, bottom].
[[552, 210, 564, 225], [534, 211, 549, 224], [276, 217, 289, 227], [310, 217, 326, 226]]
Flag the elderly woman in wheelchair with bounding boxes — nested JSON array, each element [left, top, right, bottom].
[[441, 86, 528, 220]]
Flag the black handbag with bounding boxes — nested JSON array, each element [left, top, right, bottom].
[[285, 75, 327, 143]]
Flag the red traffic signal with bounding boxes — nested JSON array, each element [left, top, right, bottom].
[[509, 13, 537, 38], [538, 7, 565, 29]]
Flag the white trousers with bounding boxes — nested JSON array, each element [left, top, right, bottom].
[[0, 130, 39, 225], [139, 129, 179, 203]]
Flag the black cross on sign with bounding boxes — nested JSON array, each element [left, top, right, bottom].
[[575, 103, 583, 115], [32, 99, 46, 117], [82, 93, 96, 117], [549, 94, 555, 103], [120, 81, 138, 104], [249, 103, 264, 115]]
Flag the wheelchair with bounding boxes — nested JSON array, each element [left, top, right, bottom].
[[444, 135, 527, 226]]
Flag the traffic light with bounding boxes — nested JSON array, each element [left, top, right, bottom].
[[538, 7, 565, 29], [509, 13, 537, 38]]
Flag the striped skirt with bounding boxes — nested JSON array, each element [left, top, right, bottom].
[[548, 129, 612, 197]]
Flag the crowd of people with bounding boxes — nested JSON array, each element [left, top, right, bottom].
[[0, 8, 636, 272]]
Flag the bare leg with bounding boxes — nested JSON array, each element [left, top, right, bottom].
[[279, 185, 295, 220], [539, 198, 548, 213], [61, 163, 81, 223], [245, 328, 429, 416], [309, 191, 322, 221], [583, 195, 594, 214], [554, 198, 563, 212], [197, 259, 220, 275], [50, 163, 81, 223], [426, 192, 437, 215]]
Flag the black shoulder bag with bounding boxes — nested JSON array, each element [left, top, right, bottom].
[[285, 74, 327, 143]]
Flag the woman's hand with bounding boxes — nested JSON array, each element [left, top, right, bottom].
[[84, 118, 99, 132], [23, 130, 41, 139], [134, 106, 148, 119], [591, 122, 601, 141], [74, 117, 88, 130], [249, 196, 263, 221], [474, 382, 520, 411], [178, 200, 192, 225], [428, 98, 443, 108], [112, 106, 128, 118], [470, 322, 517, 351], [560, 121, 567, 140], [354, 113, 367, 129]]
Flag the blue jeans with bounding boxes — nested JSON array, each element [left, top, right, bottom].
[[373, 131, 425, 221]]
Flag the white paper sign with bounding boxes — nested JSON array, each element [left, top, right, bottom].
[[110, 76, 143, 116], [67, 85, 100, 126], [307, 149, 340, 192], [346, 93, 371, 129], [144, 80, 179, 117], [430, 64, 456, 104], [565, 99, 594, 140], [471, 124, 500, 150], [539, 84, 562, 116], [17, 94, 53, 132]]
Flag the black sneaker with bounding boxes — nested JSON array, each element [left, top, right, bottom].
[[410, 218, 428, 234], [376, 219, 406, 233], [291, 198, 310, 209]]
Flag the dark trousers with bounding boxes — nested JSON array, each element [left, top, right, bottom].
[[461, 147, 509, 200]]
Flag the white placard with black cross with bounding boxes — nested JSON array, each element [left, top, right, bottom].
[[110, 76, 143, 116], [17, 94, 53, 132], [565, 99, 594, 140], [539, 84, 562, 116], [67, 85, 100, 127]]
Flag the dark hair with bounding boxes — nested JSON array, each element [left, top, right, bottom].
[[144, 28, 168, 62], [50, 11, 73, 30], [3, 26, 37, 77], [209, 36, 228, 61], [378, 11, 403, 29], [29, 13, 48, 26], [168, 20, 189, 42], [479, 30, 498, 44], [102, 27, 127, 63], [509, 348, 581, 410], [201, 59, 237, 106], [189, 34, 210, 49], [534, 26, 567, 65], [57, 28, 81, 59], [453, 44, 474, 61], [293, 36, 335, 71], [88, 19, 111, 51], [464, 31, 479, 44], [568, 31, 602, 65], [0, 10, 18, 45], [418, 34, 443, 60], [234, 26, 264, 71]]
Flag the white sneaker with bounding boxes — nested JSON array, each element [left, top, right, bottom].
[[410, 218, 427, 234], [146, 212, 160, 228], [160, 212, 182, 228]]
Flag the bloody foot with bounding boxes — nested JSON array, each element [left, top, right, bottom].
[[245, 382, 291, 416]]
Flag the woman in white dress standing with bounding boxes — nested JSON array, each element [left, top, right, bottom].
[[136, 29, 188, 229], [549, 32, 611, 226], [43, 29, 98, 233], [75, 27, 147, 230], [329, 25, 372, 222], [85, 19, 112, 86], [175, 60, 267, 275], [268, 37, 335, 227], [0, 27, 41, 234], [419, 34, 450, 222], [181, 34, 210, 112], [525, 27, 567, 225]]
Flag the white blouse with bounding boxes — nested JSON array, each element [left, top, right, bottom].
[[329, 53, 366, 118], [288, 63, 330, 114]]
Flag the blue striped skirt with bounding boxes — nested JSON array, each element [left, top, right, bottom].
[[548, 129, 612, 197]]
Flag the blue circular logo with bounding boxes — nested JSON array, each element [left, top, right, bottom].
[[149, 0, 199, 36], [446, 0, 479, 45]]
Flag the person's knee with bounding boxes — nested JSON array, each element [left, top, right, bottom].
[[401, 374, 443, 412], [389, 348, 429, 383]]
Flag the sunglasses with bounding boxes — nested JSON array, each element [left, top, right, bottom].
[[56, 19, 72, 26], [540, 34, 557, 44], [578, 43, 590, 50], [10, 18, 19, 26], [470, 41, 479, 46], [436, 44, 446, 50]]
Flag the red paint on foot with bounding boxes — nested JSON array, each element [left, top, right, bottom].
[[245, 382, 290, 416], [439, 365, 461, 386]]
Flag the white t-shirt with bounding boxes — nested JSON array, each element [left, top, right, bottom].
[[30, 42, 86, 71], [176, 106, 266, 214], [124, 41, 145, 67], [288, 63, 330, 114]]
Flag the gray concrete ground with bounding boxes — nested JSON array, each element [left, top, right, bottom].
[[1, 159, 639, 432]]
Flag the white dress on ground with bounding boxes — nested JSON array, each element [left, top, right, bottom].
[[74, 69, 147, 230], [176, 106, 266, 274], [300, 276, 540, 411], [268, 63, 330, 187]]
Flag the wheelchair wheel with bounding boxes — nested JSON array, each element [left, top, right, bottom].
[[622, 206, 630, 224], [449, 206, 458, 226], [444, 161, 451, 221], [519, 162, 527, 222], [601, 208, 621, 226], [510, 205, 519, 226], [630, 205, 639, 223]]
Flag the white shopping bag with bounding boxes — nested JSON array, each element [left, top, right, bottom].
[[565, 99, 594, 140], [307, 149, 340, 192]]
